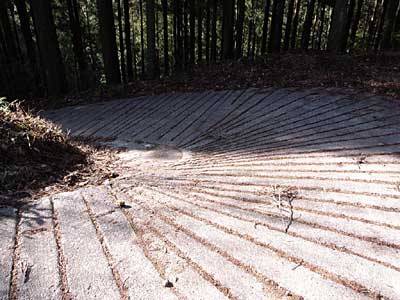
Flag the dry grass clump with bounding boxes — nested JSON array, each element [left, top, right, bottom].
[[0, 98, 87, 196]]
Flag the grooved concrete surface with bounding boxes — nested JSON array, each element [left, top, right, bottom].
[[2, 88, 400, 300]]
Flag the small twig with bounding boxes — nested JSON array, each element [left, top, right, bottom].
[[284, 195, 294, 233], [291, 260, 303, 270], [270, 185, 297, 233]]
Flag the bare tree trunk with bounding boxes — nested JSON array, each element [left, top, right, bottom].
[[395, 6, 400, 33], [124, 0, 134, 81], [197, 2, 203, 63], [222, 0, 234, 59], [381, 0, 400, 48], [301, 0, 317, 50], [82, 0, 99, 79], [284, 0, 296, 50], [0, 24, 12, 95], [251, 17, 256, 55], [261, 0, 271, 54], [317, 0, 326, 49], [205, 0, 211, 63], [67, 0, 90, 89], [139, 0, 146, 76], [175, 0, 184, 69], [349, 0, 364, 49], [235, 0, 245, 58], [131, 11, 138, 79], [0, 0, 17, 60], [9, 2, 22, 59], [156, 4, 160, 48], [162, 0, 169, 74], [14, 0, 40, 87], [291, 0, 301, 48], [0, 0, 18, 94], [374, 0, 388, 50], [268, 0, 285, 53], [189, 0, 195, 64], [96, 0, 121, 84], [31, 0, 68, 95], [247, 0, 256, 56], [183, 0, 189, 66], [311, 8, 319, 48], [366, 0, 382, 49], [146, 0, 158, 79], [341, 0, 356, 51], [115, 0, 125, 83], [211, 0, 218, 62], [327, 0, 348, 53]]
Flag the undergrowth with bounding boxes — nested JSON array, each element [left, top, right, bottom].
[[0, 99, 88, 197]]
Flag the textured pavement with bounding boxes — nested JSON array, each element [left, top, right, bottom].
[[1, 88, 400, 300]]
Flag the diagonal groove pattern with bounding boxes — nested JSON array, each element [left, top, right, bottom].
[[11, 88, 399, 299]]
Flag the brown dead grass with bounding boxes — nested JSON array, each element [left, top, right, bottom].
[[24, 51, 400, 111], [0, 101, 117, 206]]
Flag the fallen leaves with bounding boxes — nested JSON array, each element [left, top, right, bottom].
[[21, 51, 400, 112], [0, 103, 120, 205]]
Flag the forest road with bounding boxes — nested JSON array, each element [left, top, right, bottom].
[[2, 88, 400, 300]]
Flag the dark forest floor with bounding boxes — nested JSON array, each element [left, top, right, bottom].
[[26, 51, 400, 111]]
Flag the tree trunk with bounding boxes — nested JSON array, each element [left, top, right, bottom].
[[139, 0, 145, 75], [205, 0, 211, 63], [374, 0, 388, 50], [251, 18, 257, 55], [222, 0, 234, 59], [349, 0, 364, 48], [162, 0, 169, 74], [235, 0, 245, 58], [284, 0, 296, 50], [211, 0, 218, 62], [291, 0, 301, 48], [116, 0, 126, 83], [175, 0, 183, 69], [197, 2, 203, 63], [131, 11, 138, 79], [317, 0, 326, 49], [0, 0, 17, 94], [31, 0, 67, 95], [67, 0, 90, 89], [0, 0, 17, 60], [156, 4, 160, 48], [301, 0, 316, 50], [173, 1, 177, 61], [366, 0, 382, 49], [124, 0, 134, 81], [146, 0, 158, 79], [0, 25, 12, 95], [340, 0, 356, 51], [14, 0, 39, 84], [268, 0, 285, 53], [261, 0, 271, 54], [395, 6, 400, 33], [327, 0, 348, 53], [9, 2, 22, 59], [183, 0, 189, 66], [82, 0, 99, 78], [381, 0, 400, 48], [96, 0, 121, 84], [189, 0, 196, 64], [310, 7, 319, 48], [247, 0, 255, 56]]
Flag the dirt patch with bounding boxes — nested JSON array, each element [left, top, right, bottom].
[[146, 146, 183, 161]]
